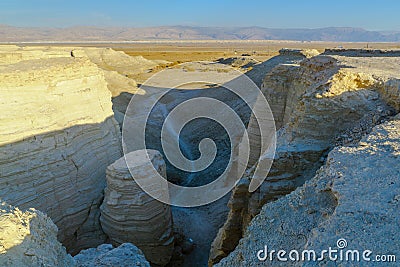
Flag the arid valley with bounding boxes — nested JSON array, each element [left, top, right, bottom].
[[0, 38, 399, 267]]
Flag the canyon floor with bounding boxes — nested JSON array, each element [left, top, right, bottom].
[[0, 41, 399, 267]]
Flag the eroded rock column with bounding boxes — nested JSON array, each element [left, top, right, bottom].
[[100, 150, 174, 266]]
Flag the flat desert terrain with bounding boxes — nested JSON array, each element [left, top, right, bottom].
[[23, 40, 400, 62]]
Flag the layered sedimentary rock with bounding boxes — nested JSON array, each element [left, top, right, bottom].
[[0, 45, 158, 127], [254, 52, 400, 208], [210, 50, 400, 264], [0, 201, 75, 267], [209, 178, 251, 264], [74, 243, 150, 267], [0, 50, 122, 252], [216, 116, 400, 266], [81, 47, 162, 127], [100, 150, 174, 266], [82, 47, 159, 77], [0, 45, 82, 65], [0, 45, 157, 78]]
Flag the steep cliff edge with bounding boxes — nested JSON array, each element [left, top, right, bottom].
[[254, 53, 400, 209], [210, 51, 400, 264], [0, 45, 160, 128], [0, 50, 122, 253], [216, 116, 400, 266], [80, 47, 164, 127]]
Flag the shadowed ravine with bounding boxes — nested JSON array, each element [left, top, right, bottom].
[[1, 45, 399, 267]]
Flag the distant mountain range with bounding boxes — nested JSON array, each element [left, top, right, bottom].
[[1, 25, 399, 42]]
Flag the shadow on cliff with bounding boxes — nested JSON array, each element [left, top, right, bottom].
[[120, 85, 251, 187], [104, 55, 307, 266], [3, 53, 399, 266], [208, 58, 400, 265], [0, 116, 122, 255], [111, 53, 309, 188], [244, 54, 306, 87], [111, 51, 302, 120]]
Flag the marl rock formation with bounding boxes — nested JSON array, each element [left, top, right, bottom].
[[100, 150, 174, 266], [0, 46, 122, 253], [210, 50, 400, 264], [215, 116, 400, 266], [1, 44, 399, 266]]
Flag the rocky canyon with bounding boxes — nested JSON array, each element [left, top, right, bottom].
[[0, 43, 399, 267]]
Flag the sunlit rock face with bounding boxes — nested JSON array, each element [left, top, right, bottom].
[[0, 201, 75, 267], [100, 150, 174, 266], [0, 47, 122, 253]]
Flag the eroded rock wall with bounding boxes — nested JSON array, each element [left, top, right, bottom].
[[215, 116, 400, 266], [0, 45, 156, 128], [210, 51, 400, 265], [0, 52, 122, 253]]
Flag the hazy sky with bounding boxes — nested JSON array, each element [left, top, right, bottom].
[[0, 0, 399, 31]]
